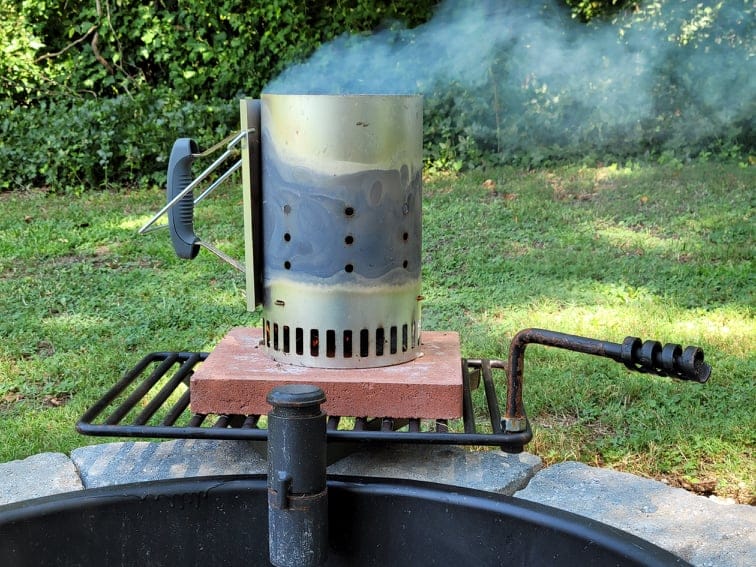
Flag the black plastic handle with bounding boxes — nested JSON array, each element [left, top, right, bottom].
[[167, 138, 200, 259]]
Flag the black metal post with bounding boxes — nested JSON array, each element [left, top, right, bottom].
[[267, 384, 328, 567]]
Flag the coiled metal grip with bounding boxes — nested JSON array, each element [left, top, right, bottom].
[[620, 337, 711, 382]]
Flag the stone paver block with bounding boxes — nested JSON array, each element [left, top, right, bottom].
[[328, 445, 542, 495], [2, 445, 755, 567], [515, 461, 756, 567], [0, 452, 83, 506], [191, 327, 464, 419], [70, 440, 266, 488]]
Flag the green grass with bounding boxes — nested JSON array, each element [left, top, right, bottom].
[[1, 161, 753, 502]]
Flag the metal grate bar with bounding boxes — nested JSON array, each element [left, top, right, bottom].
[[133, 353, 202, 425], [105, 353, 180, 424], [480, 359, 503, 434], [213, 415, 232, 428], [78, 352, 171, 426], [77, 351, 532, 452], [188, 414, 207, 428], [461, 359, 476, 434], [242, 415, 261, 429], [161, 389, 191, 426]]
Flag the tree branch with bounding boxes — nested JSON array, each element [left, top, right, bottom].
[[91, 30, 114, 74], [91, 0, 113, 73], [34, 25, 97, 63]]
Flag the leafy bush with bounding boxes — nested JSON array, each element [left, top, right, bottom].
[[565, 0, 640, 22], [0, 2, 49, 102], [0, 1, 752, 192], [0, 0, 438, 192], [421, 1, 754, 169], [0, 91, 236, 192], [4, 0, 436, 105]]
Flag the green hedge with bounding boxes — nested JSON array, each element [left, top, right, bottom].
[[1, 1, 752, 192], [3, 0, 436, 105], [0, 92, 236, 192]]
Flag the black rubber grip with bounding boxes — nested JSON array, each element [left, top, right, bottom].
[[167, 138, 200, 259]]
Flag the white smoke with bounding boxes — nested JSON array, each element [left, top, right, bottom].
[[265, 0, 755, 158]]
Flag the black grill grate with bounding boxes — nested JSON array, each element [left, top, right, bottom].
[[77, 352, 532, 452]]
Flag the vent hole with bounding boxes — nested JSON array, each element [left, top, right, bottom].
[[283, 204, 291, 214], [326, 330, 336, 358], [376, 328, 385, 356], [345, 235, 354, 245], [295, 328, 304, 355], [310, 329, 319, 357], [402, 324, 408, 352], [412, 320, 417, 348], [344, 330, 353, 358], [403, 232, 409, 241], [390, 326, 398, 354], [283, 232, 291, 242], [273, 323, 279, 351], [284, 261, 291, 270], [265, 320, 271, 348], [345, 264, 354, 273], [403, 260, 408, 269], [283, 326, 290, 353], [360, 329, 369, 357], [345, 206, 355, 216]]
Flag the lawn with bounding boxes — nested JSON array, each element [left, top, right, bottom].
[[0, 160, 753, 503]]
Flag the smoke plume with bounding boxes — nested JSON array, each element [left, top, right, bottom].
[[266, 1, 754, 161]]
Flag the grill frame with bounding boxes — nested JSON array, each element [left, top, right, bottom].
[[77, 351, 532, 452]]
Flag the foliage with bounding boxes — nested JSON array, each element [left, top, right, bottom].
[[0, 1, 48, 101], [0, 0, 437, 191], [4, 0, 436, 104], [565, 0, 640, 21], [0, 91, 236, 192], [0, 162, 753, 502], [0, 1, 753, 192], [422, 1, 754, 170]]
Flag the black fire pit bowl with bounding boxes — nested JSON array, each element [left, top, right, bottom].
[[0, 474, 688, 566]]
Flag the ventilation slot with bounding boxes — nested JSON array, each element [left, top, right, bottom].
[[273, 323, 279, 351], [360, 329, 369, 357], [376, 328, 385, 356], [310, 329, 319, 357], [326, 330, 336, 358], [390, 326, 398, 354], [283, 326, 290, 353], [402, 324, 408, 352], [343, 330, 352, 358], [295, 328, 304, 355]]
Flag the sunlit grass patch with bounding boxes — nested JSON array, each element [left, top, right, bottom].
[[0, 160, 753, 502]]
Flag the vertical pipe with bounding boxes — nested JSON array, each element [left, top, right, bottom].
[[267, 385, 328, 567]]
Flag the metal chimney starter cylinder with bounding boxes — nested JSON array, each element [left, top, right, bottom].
[[259, 94, 423, 368], [267, 384, 328, 567]]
